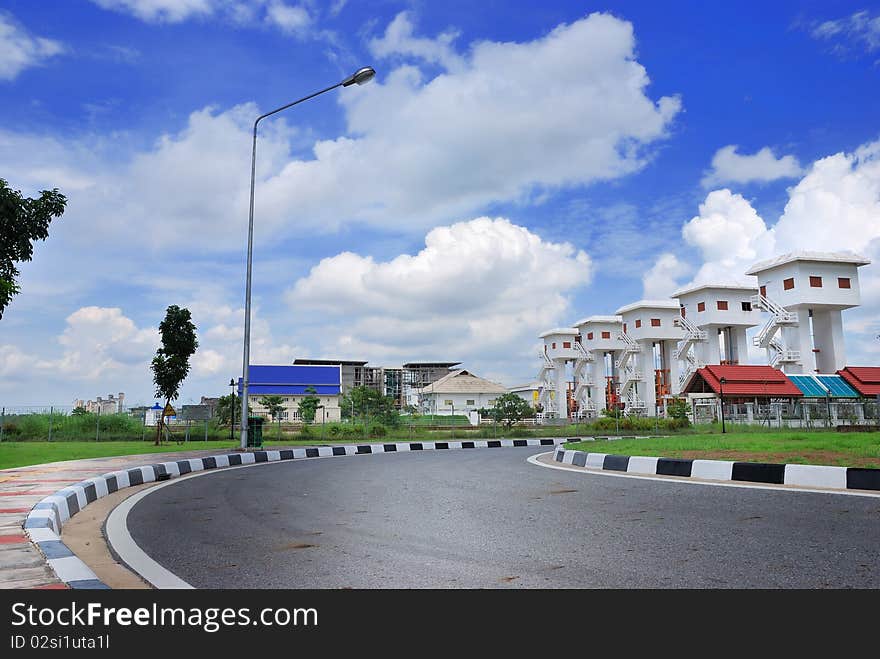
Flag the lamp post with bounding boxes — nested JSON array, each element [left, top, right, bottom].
[[719, 376, 727, 434], [229, 378, 236, 442], [239, 66, 376, 450]]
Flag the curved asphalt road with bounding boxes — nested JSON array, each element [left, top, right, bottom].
[[127, 449, 880, 588]]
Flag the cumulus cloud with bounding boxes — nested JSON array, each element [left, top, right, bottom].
[[701, 145, 803, 187], [287, 217, 592, 368], [0, 12, 64, 81], [679, 140, 880, 365], [90, 0, 217, 23], [264, 1, 311, 34], [368, 11, 464, 71], [682, 189, 774, 283], [642, 253, 691, 299]]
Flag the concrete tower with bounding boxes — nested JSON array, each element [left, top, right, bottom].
[[573, 316, 623, 417], [614, 300, 684, 417], [672, 284, 761, 387], [745, 252, 870, 374], [537, 328, 580, 419]]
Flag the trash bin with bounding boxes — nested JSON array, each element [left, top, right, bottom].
[[247, 416, 264, 448]]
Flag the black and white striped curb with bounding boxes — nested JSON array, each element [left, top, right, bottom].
[[552, 446, 880, 492], [23, 438, 565, 589]]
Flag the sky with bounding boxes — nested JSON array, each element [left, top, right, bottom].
[[1, 0, 879, 408]]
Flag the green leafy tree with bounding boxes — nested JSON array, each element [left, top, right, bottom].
[[260, 394, 285, 437], [666, 398, 689, 421], [150, 306, 198, 445], [216, 393, 251, 426], [0, 178, 67, 320], [71, 406, 88, 416], [340, 385, 399, 426], [488, 392, 534, 429], [298, 386, 320, 424]]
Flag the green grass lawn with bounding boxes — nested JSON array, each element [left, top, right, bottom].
[[565, 431, 880, 468]]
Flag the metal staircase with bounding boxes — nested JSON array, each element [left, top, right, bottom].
[[674, 314, 708, 360], [571, 341, 594, 415], [536, 347, 557, 416], [751, 294, 800, 369], [615, 331, 646, 412]]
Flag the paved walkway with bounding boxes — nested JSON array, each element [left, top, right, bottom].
[[0, 447, 253, 589]]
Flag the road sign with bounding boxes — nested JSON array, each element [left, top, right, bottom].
[[180, 405, 213, 421], [163, 403, 176, 417]]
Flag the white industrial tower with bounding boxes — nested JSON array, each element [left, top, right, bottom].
[[573, 316, 623, 417], [614, 300, 684, 416], [672, 284, 761, 388], [537, 328, 580, 418], [745, 252, 870, 374]]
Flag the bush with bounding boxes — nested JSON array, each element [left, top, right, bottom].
[[368, 423, 387, 438]]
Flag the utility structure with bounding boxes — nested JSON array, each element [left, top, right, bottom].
[[572, 316, 624, 417], [614, 300, 684, 417], [537, 328, 580, 419], [745, 252, 870, 374], [673, 283, 761, 389]]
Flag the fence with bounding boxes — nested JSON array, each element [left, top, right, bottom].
[[695, 399, 880, 429], [0, 406, 229, 442]]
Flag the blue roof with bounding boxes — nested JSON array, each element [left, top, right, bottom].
[[788, 375, 827, 398], [238, 364, 341, 396], [788, 374, 860, 398], [815, 375, 859, 398]]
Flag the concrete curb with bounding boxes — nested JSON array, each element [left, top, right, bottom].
[[23, 438, 566, 590], [552, 446, 880, 491]]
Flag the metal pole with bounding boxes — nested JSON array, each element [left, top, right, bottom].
[[240, 80, 352, 451], [1, 407, 4, 442], [205, 419, 208, 443], [720, 383, 726, 434], [96, 408, 100, 442], [48, 406, 53, 442]]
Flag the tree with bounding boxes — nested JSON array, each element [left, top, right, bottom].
[[71, 406, 88, 416], [216, 393, 251, 426], [666, 397, 689, 420], [487, 392, 534, 429], [259, 394, 285, 437], [298, 387, 320, 424], [150, 306, 198, 445], [0, 178, 67, 320], [340, 385, 399, 426]]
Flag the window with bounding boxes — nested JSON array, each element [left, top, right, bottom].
[[574, 334, 581, 343], [466, 399, 475, 406], [717, 300, 728, 310], [635, 319, 642, 328], [809, 276, 822, 287], [697, 302, 706, 312], [587, 332, 594, 340], [759, 285, 766, 298], [741, 301, 752, 311], [622, 323, 627, 333], [444, 399, 453, 406], [838, 277, 851, 289], [601, 331, 611, 339], [680, 306, 686, 318], [651, 318, 661, 327], [551, 342, 556, 349], [488, 399, 496, 406], [783, 277, 794, 290], [563, 341, 571, 349]]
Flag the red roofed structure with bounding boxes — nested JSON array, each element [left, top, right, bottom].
[[837, 367, 880, 397], [682, 365, 803, 398]]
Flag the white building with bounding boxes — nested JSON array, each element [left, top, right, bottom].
[[417, 370, 507, 424], [672, 283, 761, 388], [75, 393, 125, 415], [537, 328, 581, 418], [573, 315, 624, 417], [508, 382, 541, 407], [745, 251, 870, 373], [614, 300, 684, 416]]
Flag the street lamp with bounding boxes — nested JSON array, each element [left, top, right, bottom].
[[719, 376, 727, 434], [239, 66, 376, 450], [229, 378, 236, 442]]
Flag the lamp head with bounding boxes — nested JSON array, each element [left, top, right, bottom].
[[720, 377, 727, 385], [342, 66, 376, 87]]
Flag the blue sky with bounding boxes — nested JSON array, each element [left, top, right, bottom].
[[1, 0, 879, 407]]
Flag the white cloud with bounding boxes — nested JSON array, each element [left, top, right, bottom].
[[287, 217, 592, 369], [90, 0, 220, 23], [642, 253, 691, 298], [368, 11, 464, 71], [811, 10, 880, 55], [681, 188, 774, 283], [701, 145, 803, 187], [678, 139, 880, 366], [0, 13, 64, 81], [265, 1, 311, 34]]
